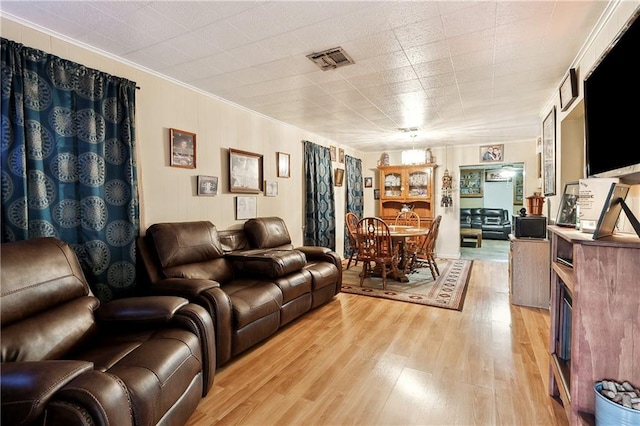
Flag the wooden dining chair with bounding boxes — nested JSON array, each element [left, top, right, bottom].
[[413, 215, 442, 279], [355, 217, 399, 290], [345, 212, 360, 269], [395, 211, 421, 274]]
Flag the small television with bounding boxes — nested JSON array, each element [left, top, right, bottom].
[[584, 10, 640, 183], [513, 216, 547, 239]]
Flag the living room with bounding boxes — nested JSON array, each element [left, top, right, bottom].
[[2, 1, 640, 425]]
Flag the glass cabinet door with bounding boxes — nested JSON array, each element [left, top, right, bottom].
[[407, 169, 429, 197], [382, 171, 402, 197]]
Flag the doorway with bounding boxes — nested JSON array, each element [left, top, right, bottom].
[[459, 163, 524, 262]]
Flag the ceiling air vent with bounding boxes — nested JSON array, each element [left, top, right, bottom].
[[307, 47, 355, 71]]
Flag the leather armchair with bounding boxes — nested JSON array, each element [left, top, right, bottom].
[[1, 237, 215, 426]]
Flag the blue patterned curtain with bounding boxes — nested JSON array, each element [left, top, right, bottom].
[[344, 155, 363, 257], [303, 140, 335, 249], [1, 38, 139, 301]]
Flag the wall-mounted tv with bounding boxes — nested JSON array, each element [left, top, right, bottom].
[[584, 9, 640, 183]]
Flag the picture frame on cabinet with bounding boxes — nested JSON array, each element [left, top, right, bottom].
[[229, 148, 263, 193], [197, 175, 218, 196], [555, 181, 580, 227], [542, 107, 556, 196], [170, 128, 196, 169]]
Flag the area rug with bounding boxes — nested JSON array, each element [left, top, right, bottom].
[[340, 258, 473, 311]]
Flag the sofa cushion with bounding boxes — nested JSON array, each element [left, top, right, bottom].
[[147, 221, 224, 269], [222, 280, 283, 328], [485, 216, 501, 225], [243, 217, 293, 249]]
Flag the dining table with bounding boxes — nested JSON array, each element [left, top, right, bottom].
[[387, 224, 429, 282]]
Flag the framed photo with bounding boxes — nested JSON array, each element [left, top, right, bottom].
[[229, 148, 263, 193], [556, 181, 580, 227], [559, 68, 578, 112], [479, 144, 503, 163], [364, 177, 373, 188], [265, 180, 278, 197], [330, 145, 337, 162], [485, 170, 507, 182], [170, 128, 196, 169], [334, 168, 344, 186], [277, 152, 290, 178], [197, 175, 218, 196], [236, 196, 257, 220], [373, 189, 380, 200], [542, 107, 556, 196], [339, 148, 345, 163]]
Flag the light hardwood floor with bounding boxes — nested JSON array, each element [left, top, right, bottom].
[[186, 260, 568, 426]]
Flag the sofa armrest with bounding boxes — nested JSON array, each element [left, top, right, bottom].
[[296, 246, 341, 269], [1, 360, 94, 425], [96, 295, 190, 325], [145, 279, 234, 367]]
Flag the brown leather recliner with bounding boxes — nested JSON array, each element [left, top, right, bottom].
[[137, 217, 342, 367], [1, 237, 216, 426]]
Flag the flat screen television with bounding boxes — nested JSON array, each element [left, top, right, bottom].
[[584, 10, 640, 183]]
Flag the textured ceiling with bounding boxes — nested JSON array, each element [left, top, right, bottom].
[[0, 1, 610, 152]]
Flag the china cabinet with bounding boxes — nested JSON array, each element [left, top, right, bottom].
[[460, 169, 483, 197], [377, 164, 436, 224]]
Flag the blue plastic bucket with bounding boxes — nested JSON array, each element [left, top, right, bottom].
[[594, 382, 640, 425]]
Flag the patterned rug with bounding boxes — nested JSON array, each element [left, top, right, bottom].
[[340, 258, 473, 311]]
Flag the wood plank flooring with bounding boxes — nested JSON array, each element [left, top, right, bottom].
[[186, 260, 568, 426]]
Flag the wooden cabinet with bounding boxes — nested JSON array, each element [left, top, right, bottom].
[[508, 235, 550, 308], [459, 169, 483, 197], [378, 164, 436, 224], [547, 226, 640, 425]]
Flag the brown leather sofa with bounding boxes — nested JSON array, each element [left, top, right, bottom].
[[1, 237, 216, 426], [137, 217, 342, 367]]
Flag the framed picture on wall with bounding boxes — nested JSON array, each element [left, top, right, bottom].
[[170, 128, 196, 169], [364, 177, 372, 188], [277, 152, 290, 178], [197, 175, 218, 196], [542, 107, 556, 196], [265, 180, 278, 197], [479, 144, 503, 163], [236, 196, 257, 220], [334, 168, 344, 186], [229, 148, 263, 193]]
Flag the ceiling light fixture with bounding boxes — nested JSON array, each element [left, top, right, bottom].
[[401, 132, 426, 165]]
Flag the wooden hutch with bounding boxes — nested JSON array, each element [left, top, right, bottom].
[[378, 164, 436, 226]]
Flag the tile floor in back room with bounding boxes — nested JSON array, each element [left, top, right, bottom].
[[459, 238, 510, 262]]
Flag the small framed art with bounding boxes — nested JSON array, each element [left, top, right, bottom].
[[485, 170, 507, 182], [334, 168, 344, 186], [265, 180, 278, 197], [373, 189, 380, 200], [229, 148, 263, 193], [197, 175, 218, 196], [170, 128, 196, 169], [330, 145, 337, 162], [480, 145, 503, 163], [559, 68, 578, 112], [542, 107, 556, 196], [236, 196, 257, 220], [364, 177, 373, 188], [339, 148, 345, 163], [277, 152, 290, 178]]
